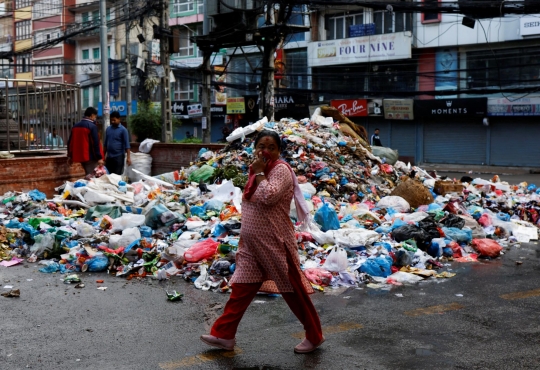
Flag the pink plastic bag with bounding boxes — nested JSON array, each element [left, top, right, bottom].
[[478, 213, 492, 227], [471, 238, 503, 258], [304, 268, 333, 286], [184, 238, 219, 262]]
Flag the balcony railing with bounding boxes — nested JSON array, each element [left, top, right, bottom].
[[80, 59, 101, 74]]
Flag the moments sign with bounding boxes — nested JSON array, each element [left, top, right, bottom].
[[307, 32, 412, 67]]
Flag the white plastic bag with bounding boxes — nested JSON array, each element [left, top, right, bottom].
[[332, 228, 379, 248], [76, 223, 95, 237], [322, 245, 348, 272], [127, 152, 152, 182], [376, 196, 410, 213], [30, 233, 55, 256], [139, 139, 160, 153], [109, 227, 141, 249], [110, 214, 146, 232]]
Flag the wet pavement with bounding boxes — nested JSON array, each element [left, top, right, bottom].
[[1, 241, 539, 370]]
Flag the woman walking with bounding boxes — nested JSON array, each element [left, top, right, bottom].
[[201, 130, 325, 354]]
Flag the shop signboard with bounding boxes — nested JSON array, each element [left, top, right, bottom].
[[307, 32, 411, 67], [227, 97, 246, 114], [330, 99, 368, 117], [487, 97, 540, 116], [414, 98, 487, 118], [383, 99, 414, 120], [520, 17, 540, 36], [274, 93, 309, 120]]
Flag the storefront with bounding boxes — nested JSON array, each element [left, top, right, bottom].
[[414, 98, 488, 165]]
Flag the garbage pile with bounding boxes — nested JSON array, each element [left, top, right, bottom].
[[1, 111, 539, 296]]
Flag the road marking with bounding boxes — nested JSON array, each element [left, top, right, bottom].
[[404, 302, 464, 317], [292, 322, 363, 339], [158, 347, 243, 369], [500, 288, 540, 300]]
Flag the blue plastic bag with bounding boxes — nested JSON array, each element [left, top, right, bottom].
[[212, 223, 227, 237], [28, 189, 46, 201], [5, 219, 22, 228], [428, 203, 442, 211], [359, 256, 393, 277], [373, 242, 392, 252], [139, 226, 153, 238], [205, 199, 224, 212], [190, 205, 207, 218], [21, 223, 39, 239], [496, 212, 510, 222], [85, 255, 109, 272], [391, 219, 408, 230], [314, 201, 340, 232], [39, 262, 66, 274], [198, 148, 208, 157], [442, 227, 472, 244], [467, 206, 484, 220], [375, 225, 392, 234]]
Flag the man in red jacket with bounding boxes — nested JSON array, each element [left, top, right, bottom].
[[67, 107, 104, 175]]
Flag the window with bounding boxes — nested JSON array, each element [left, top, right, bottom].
[[287, 6, 306, 43], [15, 20, 31, 40], [283, 49, 307, 89], [15, 0, 31, 9], [178, 27, 195, 57], [173, 0, 194, 14], [82, 49, 90, 60], [16, 53, 31, 73], [422, 0, 442, 24], [82, 88, 90, 108], [33, 0, 62, 19], [467, 47, 540, 89], [34, 29, 62, 45], [326, 12, 364, 40], [373, 10, 411, 35], [107, 46, 110, 58], [93, 86, 100, 105], [197, 0, 203, 14], [35, 59, 63, 77], [174, 79, 194, 100], [93, 48, 100, 59]]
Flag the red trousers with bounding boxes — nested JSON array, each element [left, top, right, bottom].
[[210, 261, 323, 345]]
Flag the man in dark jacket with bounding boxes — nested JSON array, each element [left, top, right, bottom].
[[371, 128, 383, 146], [67, 107, 104, 175]]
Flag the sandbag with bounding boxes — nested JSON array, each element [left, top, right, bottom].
[[127, 152, 152, 182], [377, 196, 410, 213], [371, 146, 399, 165], [390, 179, 434, 209]]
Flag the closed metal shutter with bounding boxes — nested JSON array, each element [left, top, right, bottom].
[[390, 121, 416, 161], [423, 120, 487, 164], [490, 119, 540, 167]]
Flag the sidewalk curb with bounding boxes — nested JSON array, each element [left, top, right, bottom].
[[417, 163, 539, 176]]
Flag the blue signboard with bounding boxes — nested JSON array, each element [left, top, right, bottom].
[[109, 59, 120, 97], [98, 101, 138, 117]]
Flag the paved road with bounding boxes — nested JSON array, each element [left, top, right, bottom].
[[1, 240, 539, 370]]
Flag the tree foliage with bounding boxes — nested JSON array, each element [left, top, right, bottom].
[[128, 101, 181, 142]]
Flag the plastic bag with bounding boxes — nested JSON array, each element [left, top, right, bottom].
[[471, 238, 503, 258], [76, 223, 95, 237], [442, 227, 472, 244], [30, 233, 55, 256], [85, 254, 109, 272], [394, 249, 414, 267], [478, 213, 492, 227], [188, 165, 216, 183], [376, 196, 410, 213], [371, 146, 399, 165], [359, 256, 393, 278], [109, 227, 141, 249], [139, 138, 160, 153], [303, 268, 333, 286], [111, 214, 146, 232], [441, 214, 465, 229], [84, 189, 116, 205], [28, 189, 46, 201], [184, 238, 219, 263], [392, 225, 431, 249], [314, 201, 340, 232], [459, 215, 486, 239], [127, 152, 152, 182], [322, 245, 348, 272]]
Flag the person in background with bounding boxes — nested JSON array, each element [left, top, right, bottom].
[[104, 111, 131, 175], [371, 128, 383, 146], [186, 131, 193, 139], [200, 130, 324, 354], [46, 128, 64, 149], [67, 107, 104, 175]]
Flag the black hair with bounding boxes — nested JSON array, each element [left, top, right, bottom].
[[254, 129, 281, 150], [84, 107, 98, 117], [110, 111, 121, 119], [375, 128, 380, 131]]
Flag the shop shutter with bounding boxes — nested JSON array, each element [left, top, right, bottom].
[[490, 119, 540, 167], [423, 120, 487, 164], [389, 121, 416, 161]]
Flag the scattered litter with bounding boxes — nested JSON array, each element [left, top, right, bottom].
[[97, 287, 107, 291], [455, 294, 464, 297], [1, 289, 20, 297]]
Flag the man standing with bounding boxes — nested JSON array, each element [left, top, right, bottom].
[[46, 128, 64, 149], [67, 107, 104, 175], [104, 111, 131, 175], [371, 128, 383, 147]]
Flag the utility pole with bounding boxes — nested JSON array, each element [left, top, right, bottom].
[[125, 0, 132, 117], [159, 0, 172, 143], [100, 0, 110, 138], [201, 1, 211, 143]]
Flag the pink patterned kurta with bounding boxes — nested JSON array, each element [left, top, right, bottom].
[[229, 163, 314, 294]]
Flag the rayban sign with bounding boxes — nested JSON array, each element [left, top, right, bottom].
[[414, 98, 487, 118], [330, 99, 367, 117], [307, 32, 412, 67]]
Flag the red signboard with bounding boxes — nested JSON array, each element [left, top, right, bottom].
[[330, 99, 368, 117]]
